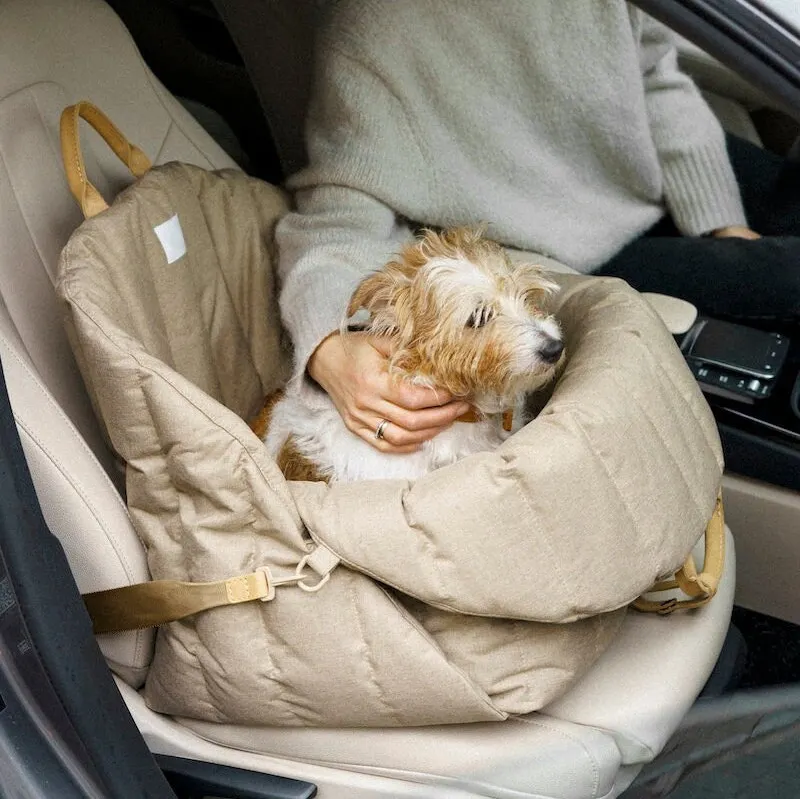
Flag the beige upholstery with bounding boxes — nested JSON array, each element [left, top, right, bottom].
[[676, 36, 772, 112], [149, 531, 735, 798], [114, 528, 733, 799], [0, 0, 237, 685], [0, 0, 735, 796], [642, 293, 698, 335], [675, 36, 767, 146]]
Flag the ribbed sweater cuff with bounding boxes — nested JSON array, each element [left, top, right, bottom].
[[661, 141, 748, 236], [282, 274, 358, 410]]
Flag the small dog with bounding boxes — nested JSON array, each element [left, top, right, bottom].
[[263, 228, 563, 483]]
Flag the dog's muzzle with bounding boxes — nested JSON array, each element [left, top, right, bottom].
[[540, 336, 564, 364]]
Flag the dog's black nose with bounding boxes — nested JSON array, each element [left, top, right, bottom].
[[540, 337, 564, 364]]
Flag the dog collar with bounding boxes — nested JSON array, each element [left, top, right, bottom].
[[457, 407, 514, 432]]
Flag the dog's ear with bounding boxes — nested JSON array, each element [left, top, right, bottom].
[[516, 263, 560, 306], [347, 271, 394, 319]]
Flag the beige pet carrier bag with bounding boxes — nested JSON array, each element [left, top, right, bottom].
[[56, 101, 725, 727]]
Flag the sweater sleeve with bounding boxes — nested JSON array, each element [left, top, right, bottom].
[[637, 13, 748, 235], [275, 42, 427, 405]]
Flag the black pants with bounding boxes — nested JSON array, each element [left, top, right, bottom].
[[595, 136, 800, 324]]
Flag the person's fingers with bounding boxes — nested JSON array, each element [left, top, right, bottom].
[[387, 379, 455, 410], [369, 396, 471, 432], [348, 403, 444, 444], [310, 333, 471, 452], [365, 337, 458, 409], [711, 225, 761, 240], [352, 423, 422, 454], [370, 418, 448, 447], [336, 405, 424, 449]]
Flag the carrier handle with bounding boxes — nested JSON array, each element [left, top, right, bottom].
[[59, 101, 152, 219], [632, 492, 725, 614]]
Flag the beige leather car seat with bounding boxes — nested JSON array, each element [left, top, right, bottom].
[[0, 1, 735, 796]]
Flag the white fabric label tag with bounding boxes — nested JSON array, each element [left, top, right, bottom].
[[153, 214, 186, 264]]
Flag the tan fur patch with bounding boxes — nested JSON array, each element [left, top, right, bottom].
[[249, 390, 283, 440], [276, 439, 330, 483]]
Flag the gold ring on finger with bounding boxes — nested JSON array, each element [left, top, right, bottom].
[[374, 419, 390, 440]]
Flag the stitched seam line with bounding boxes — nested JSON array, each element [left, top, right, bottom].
[[378, 586, 504, 719], [193, 172, 265, 400], [60, 263, 300, 517], [0, 110, 52, 279], [510, 715, 602, 797], [152, 120, 173, 164], [347, 578, 401, 724]]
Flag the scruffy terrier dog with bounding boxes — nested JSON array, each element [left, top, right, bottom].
[[262, 228, 563, 483]]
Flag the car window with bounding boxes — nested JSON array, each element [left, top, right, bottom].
[[751, 0, 800, 34]]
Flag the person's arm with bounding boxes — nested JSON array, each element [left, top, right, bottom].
[[276, 41, 467, 449], [276, 182, 411, 404], [637, 12, 754, 238], [278, 188, 469, 451]]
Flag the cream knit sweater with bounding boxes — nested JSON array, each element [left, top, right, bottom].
[[276, 0, 747, 390]]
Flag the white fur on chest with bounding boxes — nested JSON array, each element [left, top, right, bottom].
[[265, 394, 512, 483]]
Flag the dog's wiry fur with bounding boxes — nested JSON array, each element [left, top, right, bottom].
[[264, 228, 563, 483]]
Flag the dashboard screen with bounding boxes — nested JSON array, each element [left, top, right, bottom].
[[689, 320, 777, 372]]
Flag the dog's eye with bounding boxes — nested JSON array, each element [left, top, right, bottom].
[[523, 288, 546, 307], [466, 307, 494, 328]]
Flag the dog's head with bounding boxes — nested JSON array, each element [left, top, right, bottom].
[[347, 228, 563, 411]]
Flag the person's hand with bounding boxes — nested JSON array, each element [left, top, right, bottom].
[[710, 225, 761, 240], [307, 333, 470, 453]]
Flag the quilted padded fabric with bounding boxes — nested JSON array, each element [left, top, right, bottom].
[[57, 163, 723, 727]]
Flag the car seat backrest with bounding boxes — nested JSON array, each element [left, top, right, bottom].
[[0, 0, 238, 685]]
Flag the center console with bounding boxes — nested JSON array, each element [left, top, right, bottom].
[[678, 317, 800, 492]]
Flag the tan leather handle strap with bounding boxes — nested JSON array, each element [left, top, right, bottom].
[[59, 101, 151, 218], [632, 493, 725, 615], [83, 546, 341, 634]]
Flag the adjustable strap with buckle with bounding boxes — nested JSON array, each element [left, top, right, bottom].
[[632, 492, 725, 614], [83, 544, 341, 634]]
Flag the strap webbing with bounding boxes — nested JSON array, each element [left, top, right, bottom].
[[85, 495, 723, 633], [84, 547, 341, 635], [85, 571, 272, 634], [632, 492, 725, 614]]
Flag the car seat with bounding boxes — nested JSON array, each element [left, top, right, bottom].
[[0, 0, 735, 796]]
